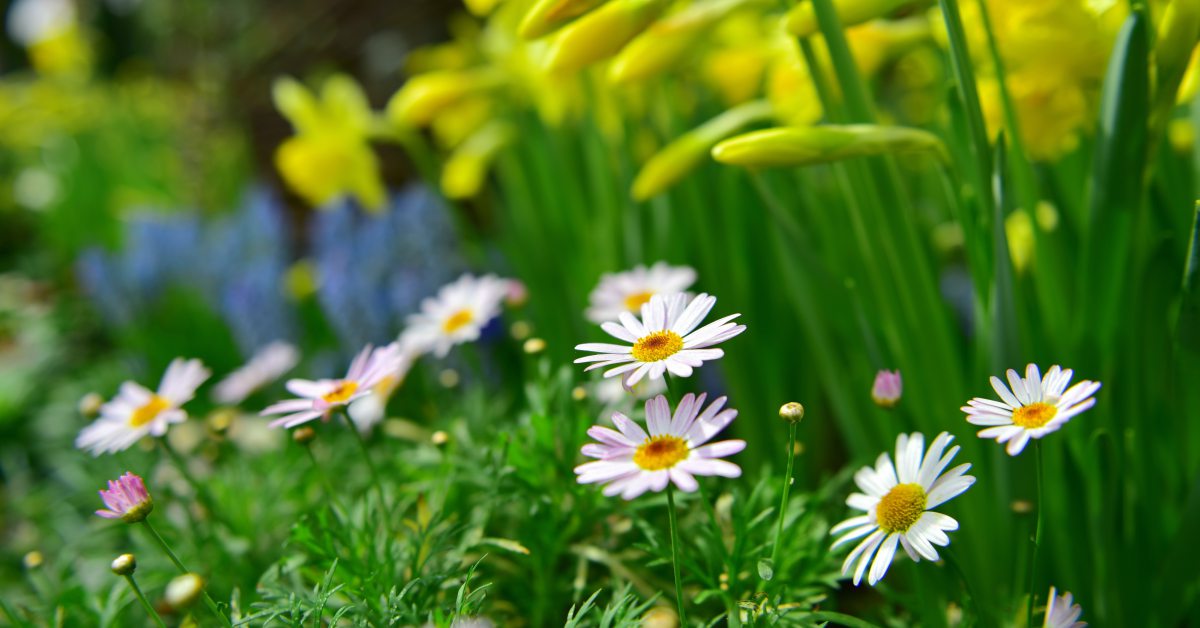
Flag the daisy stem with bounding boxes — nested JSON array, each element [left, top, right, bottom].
[[665, 483, 688, 626], [340, 413, 389, 514], [770, 421, 799, 572], [140, 520, 231, 626], [1027, 441, 1045, 628], [122, 573, 167, 628]]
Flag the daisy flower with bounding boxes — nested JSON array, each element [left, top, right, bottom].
[[76, 358, 211, 455], [262, 343, 405, 429], [347, 342, 418, 432], [831, 431, 975, 586], [962, 364, 1101, 456], [212, 341, 300, 405], [575, 293, 745, 387], [575, 393, 746, 500], [1044, 586, 1086, 628], [95, 472, 153, 523], [585, 262, 697, 323], [401, 273, 510, 358]]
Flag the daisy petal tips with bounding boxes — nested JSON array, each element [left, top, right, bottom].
[[575, 393, 746, 500], [962, 364, 1101, 456], [574, 292, 745, 387], [262, 342, 406, 429], [1044, 586, 1086, 628], [831, 431, 975, 586]]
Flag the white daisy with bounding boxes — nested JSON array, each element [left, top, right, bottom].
[[261, 343, 405, 429], [962, 364, 1101, 456], [347, 342, 418, 432], [401, 273, 510, 358], [76, 358, 211, 456], [586, 262, 697, 323], [831, 431, 975, 586], [575, 393, 745, 500], [211, 341, 300, 405], [1044, 586, 1086, 628], [574, 293, 745, 387]]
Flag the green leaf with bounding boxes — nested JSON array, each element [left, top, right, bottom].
[[1177, 202, 1200, 352]]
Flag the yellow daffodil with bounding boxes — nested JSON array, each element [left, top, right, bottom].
[[785, 0, 913, 37], [272, 75, 385, 211], [519, 0, 607, 39], [441, 121, 515, 199], [712, 125, 947, 167], [386, 70, 502, 128], [543, 0, 671, 74]]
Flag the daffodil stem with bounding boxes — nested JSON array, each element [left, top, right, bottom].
[[665, 483, 688, 626], [341, 413, 390, 514], [1027, 442, 1045, 628], [123, 574, 167, 628], [771, 422, 799, 572], [141, 520, 231, 626]]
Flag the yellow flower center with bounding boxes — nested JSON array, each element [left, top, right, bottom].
[[631, 330, 684, 363], [129, 395, 170, 427], [321, 380, 359, 404], [442, 309, 474, 333], [623, 291, 654, 312], [875, 483, 926, 533], [633, 435, 689, 471], [1012, 402, 1057, 429]]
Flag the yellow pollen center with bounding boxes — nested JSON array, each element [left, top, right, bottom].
[[321, 380, 359, 404], [631, 330, 684, 363], [633, 435, 689, 471], [442, 309, 474, 333], [876, 483, 927, 533], [624, 291, 654, 312], [1012, 402, 1057, 429], [129, 395, 170, 427]]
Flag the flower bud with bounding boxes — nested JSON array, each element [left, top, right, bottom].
[[779, 402, 805, 424], [543, 0, 671, 74], [164, 573, 205, 610], [110, 553, 136, 576], [293, 426, 316, 445], [523, 338, 547, 354], [78, 392, 104, 418], [871, 370, 902, 408], [23, 551, 44, 570], [386, 70, 500, 128], [712, 124, 947, 168]]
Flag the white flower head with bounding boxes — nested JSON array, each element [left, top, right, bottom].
[[212, 341, 300, 405], [402, 273, 510, 358], [574, 293, 745, 387], [261, 343, 405, 429], [586, 262, 696, 323], [347, 342, 419, 432], [962, 364, 1101, 456], [831, 432, 975, 586], [575, 393, 745, 500], [76, 358, 211, 456], [1044, 586, 1086, 628]]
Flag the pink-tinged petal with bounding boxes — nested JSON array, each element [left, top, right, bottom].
[[674, 348, 723, 363], [693, 440, 746, 459], [685, 408, 737, 446], [670, 393, 710, 434], [95, 509, 120, 519], [989, 376, 1022, 408], [645, 395, 671, 436], [285, 379, 327, 399], [344, 345, 373, 381], [262, 399, 315, 416], [600, 361, 640, 377], [966, 413, 1016, 426], [668, 393, 699, 434], [966, 397, 1015, 412], [611, 412, 649, 443], [268, 410, 323, 429], [623, 363, 652, 387], [669, 468, 699, 492], [575, 460, 640, 483], [621, 474, 657, 500], [587, 425, 636, 448], [678, 458, 741, 478]]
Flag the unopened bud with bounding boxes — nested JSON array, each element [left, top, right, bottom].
[[523, 338, 547, 354], [571, 386, 588, 401], [110, 553, 136, 576], [23, 551, 44, 570], [164, 573, 205, 610], [779, 402, 805, 423], [439, 369, 460, 389], [293, 426, 316, 445], [871, 370, 902, 408], [79, 392, 104, 418], [431, 430, 450, 446]]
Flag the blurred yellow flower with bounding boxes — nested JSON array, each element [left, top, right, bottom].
[[701, 14, 775, 106], [441, 121, 515, 199], [609, 0, 765, 84], [785, 0, 911, 38], [386, 70, 501, 128], [979, 75, 1089, 160], [272, 75, 385, 211], [543, 0, 671, 74], [1005, 209, 1034, 274], [519, 0, 607, 39], [712, 125, 947, 167]]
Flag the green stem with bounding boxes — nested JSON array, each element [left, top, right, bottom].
[[141, 520, 231, 626], [1027, 441, 1045, 628], [304, 445, 345, 516], [771, 422, 799, 571], [665, 483, 688, 626], [123, 574, 167, 628], [341, 412, 389, 513], [945, 547, 993, 628]]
